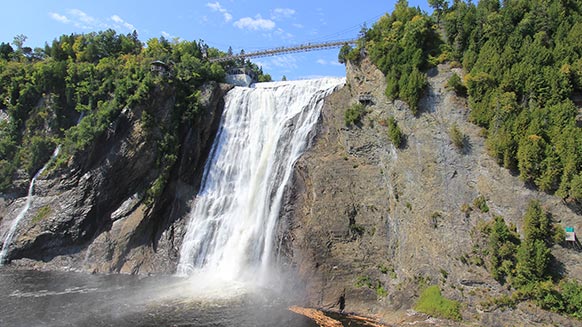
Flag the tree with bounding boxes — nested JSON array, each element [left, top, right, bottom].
[[258, 74, 272, 82], [0, 42, 13, 60], [12, 34, 27, 51], [515, 239, 551, 286], [446, 73, 466, 95], [514, 200, 554, 286], [338, 44, 352, 64], [488, 216, 519, 283], [387, 116, 404, 148], [517, 134, 546, 184], [429, 0, 449, 23], [523, 200, 551, 244], [400, 67, 427, 115], [282, 75, 287, 81]]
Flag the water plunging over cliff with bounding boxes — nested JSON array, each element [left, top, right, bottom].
[[177, 78, 344, 282], [0, 145, 61, 264]]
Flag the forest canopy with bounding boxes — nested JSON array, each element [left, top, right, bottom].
[[441, 0, 582, 204], [341, 0, 582, 205]]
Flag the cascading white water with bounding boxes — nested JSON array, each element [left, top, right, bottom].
[[177, 78, 344, 283], [0, 145, 61, 265]]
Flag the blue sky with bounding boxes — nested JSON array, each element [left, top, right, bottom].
[[0, 0, 431, 80]]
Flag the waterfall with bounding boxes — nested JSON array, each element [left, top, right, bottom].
[[177, 78, 344, 283], [0, 145, 61, 265]]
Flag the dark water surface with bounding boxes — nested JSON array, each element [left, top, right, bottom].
[[0, 267, 319, 327]]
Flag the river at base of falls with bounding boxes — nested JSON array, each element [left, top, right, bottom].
[[0, 267, 315, 327], [0, 268, 376, 327]]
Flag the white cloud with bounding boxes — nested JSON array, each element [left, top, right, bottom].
[[273, 28, 293, 40], [207, 2, 233, 22], [68, 9, 97, 25], [234, 15, 275, 31], [49, 9, 138, 32], [271, 8, 295, 20], [316, 58, 343, 66], [110, 14, 136, 31], [53, 9, 105, 29], [292, 23, 304, 29], [270, 55, 298, 69], [111, 15, 123, 23], [254, 55, 297, 72], [49, 12, 70, 24]]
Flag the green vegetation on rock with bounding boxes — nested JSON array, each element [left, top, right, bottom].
[[32, 205, 52, 224], [363, 0, 442, 114], [473, 195, 489, 213], [344, 103, 366, 126], [415, 285, 462, 321], [387, 116, 404, 148], [481, 200, 582, 319], [448, 122, 466, 150]]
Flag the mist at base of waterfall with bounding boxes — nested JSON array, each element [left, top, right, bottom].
[[0, 267, 317, 327]]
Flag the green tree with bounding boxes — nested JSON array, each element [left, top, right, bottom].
[[400, 68, 427, 115], [12, 34, 27, 52], [514, 200, 554, 286], [517, 135, 546, 184], [0, 42, 14, 60], [387, 116, 404, 148], [446, 73, 466, 95], [428, 0, 449, 22], [488, 216, 520, 283], [338, 44, 352, 64]]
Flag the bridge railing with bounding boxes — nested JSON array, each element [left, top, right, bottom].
[[209, 39, 358, 63]]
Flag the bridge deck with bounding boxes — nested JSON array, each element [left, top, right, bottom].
[[209, 39, 357, 63]]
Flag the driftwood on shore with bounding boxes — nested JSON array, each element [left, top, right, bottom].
[[289, 306, 343, 327], [288, 306, 386, 327]]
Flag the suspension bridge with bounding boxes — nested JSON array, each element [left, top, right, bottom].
[[208, 39, 358, 63]]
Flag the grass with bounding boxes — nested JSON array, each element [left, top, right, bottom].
[[32, 205, 52, 224], [415, 285, 462, 321]]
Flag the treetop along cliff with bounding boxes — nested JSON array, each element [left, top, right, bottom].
[[0, 30, 269, 192]]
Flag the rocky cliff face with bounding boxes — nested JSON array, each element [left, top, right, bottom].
[[0, 82, 231, 274], [283, 57, 582, 326]]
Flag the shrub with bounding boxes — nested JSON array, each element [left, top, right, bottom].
[[460, 203, 472, 217], [376, 284, 388, 298], [449, 123, 466, 150], [387, 116, 404, 148], [355, 276, 373, 288], [446, 73, 467, 95], [473, 195, 489, 213], [559, 280, 582, 318], [344, 103, 366, 126], [415, 285, 462, 321]]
